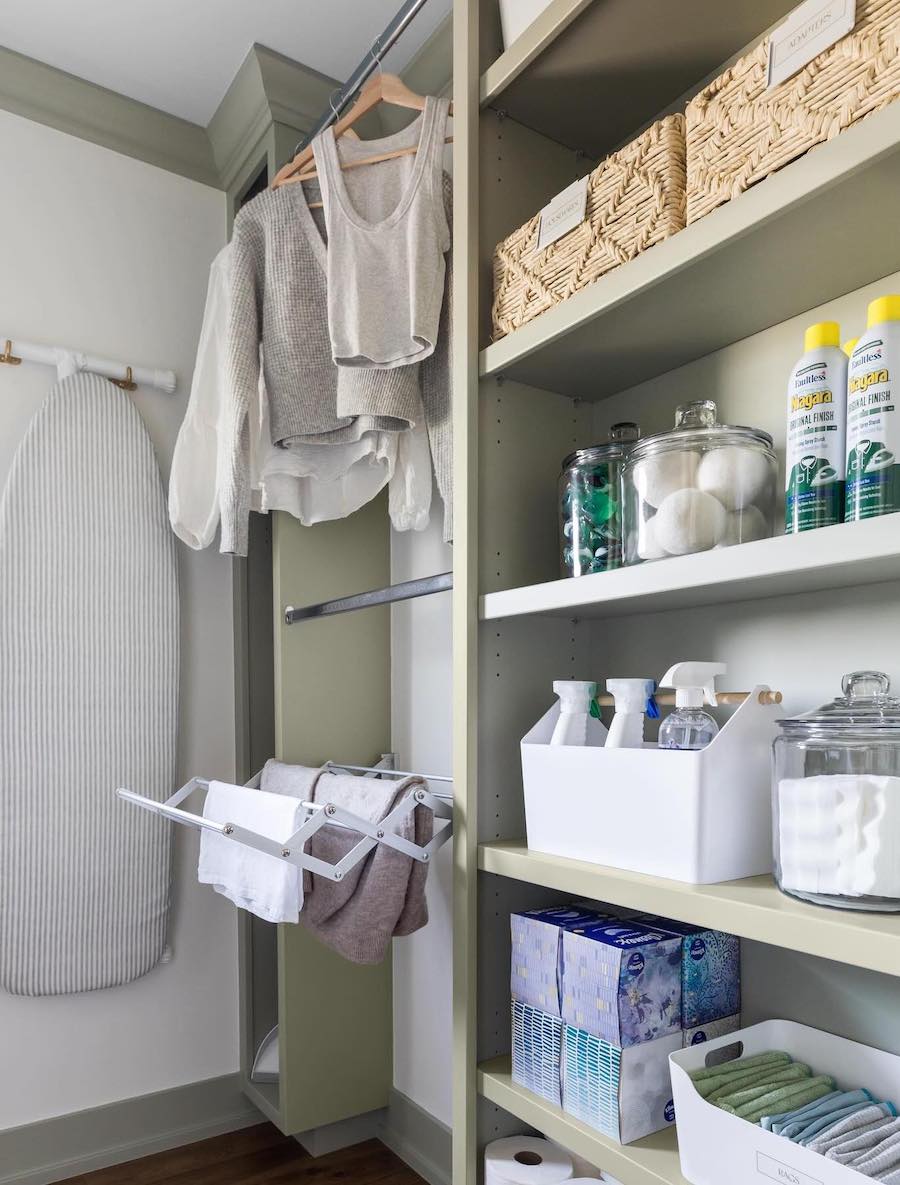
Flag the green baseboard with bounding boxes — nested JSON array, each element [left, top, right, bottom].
[[0, 1073, 261, 1185]]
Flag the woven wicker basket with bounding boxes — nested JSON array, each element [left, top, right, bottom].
[[491, 115, 686, 341], [686, 0, 900, 224]]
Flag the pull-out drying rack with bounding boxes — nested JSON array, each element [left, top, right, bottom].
[[117, 761, 452, 883]]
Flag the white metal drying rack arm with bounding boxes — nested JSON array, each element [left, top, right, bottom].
[[116, 764, 453, 884], [0, 337, 176, 394]]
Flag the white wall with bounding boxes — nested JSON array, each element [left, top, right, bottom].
[[0, 108, 237, 1129], [391, 509, 453, 1125]]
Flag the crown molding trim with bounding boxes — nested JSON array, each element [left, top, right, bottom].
[[0, 44, 219, 186], [0, 22, 450, 192]]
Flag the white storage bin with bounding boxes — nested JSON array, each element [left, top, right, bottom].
[[498, 0, 554, 49], [670, 1019, 900, 1185], [521, 688, 780, 883]]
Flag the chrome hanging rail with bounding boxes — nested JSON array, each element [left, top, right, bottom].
[[290, 0, 434, 157], [284, 571, 452, 625]]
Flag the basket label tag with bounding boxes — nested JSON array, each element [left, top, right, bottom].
[[757, 1151, 823, 1185], [537, 176, 588, 252], [767, 0, 856, 88]]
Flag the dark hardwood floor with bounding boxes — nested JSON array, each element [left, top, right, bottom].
[[64, 1125, 425, 1184]]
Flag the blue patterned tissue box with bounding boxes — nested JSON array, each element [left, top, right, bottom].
[[511, 905, 608, 1016], [561, 921, 682, 1047], [511, 999, 564, 1105], [633, 915, 741, 1029], [562, 1025, 680, 1144]]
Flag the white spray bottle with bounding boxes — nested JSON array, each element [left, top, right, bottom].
[[550, 681, 601, 746], [658, 662, 725, 750], [605, 678, 657, 748]]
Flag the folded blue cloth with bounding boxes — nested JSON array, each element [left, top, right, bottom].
[[764, 1090, 843, 1132]]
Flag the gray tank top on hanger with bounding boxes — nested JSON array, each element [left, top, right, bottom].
[[312, 94, 452, 371]]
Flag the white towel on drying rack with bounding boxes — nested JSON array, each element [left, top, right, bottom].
[[198, 781, 307, 923]]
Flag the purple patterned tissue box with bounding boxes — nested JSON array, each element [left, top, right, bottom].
[[561, 920, 682, 1047], [510, 905, 608, 1016]]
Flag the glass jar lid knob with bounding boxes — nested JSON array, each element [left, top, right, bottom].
[[842, 670, 892, 701], [675, 400, 717, 430]]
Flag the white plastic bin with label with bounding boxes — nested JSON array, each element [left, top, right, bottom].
[[520, 687, 779, 883], [670, 1019, 900, 1185]]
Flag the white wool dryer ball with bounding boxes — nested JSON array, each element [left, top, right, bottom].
[[636, 514, 668, 561], [654, 488, 727, 554], [632, 450, 701, 508], [717, 505, 769, 548], [697, 446, 770, 511]]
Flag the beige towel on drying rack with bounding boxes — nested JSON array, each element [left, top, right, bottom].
[[260, 760, 432, 962]]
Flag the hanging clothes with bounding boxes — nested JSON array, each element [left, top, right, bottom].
[[168, 242, 433, 551], [223, 162, 452, 554], [312, 95, 452, 370]]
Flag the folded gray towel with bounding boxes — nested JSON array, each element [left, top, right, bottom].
[[809, 1106, 896, 1155], [826, 1117, 900, 1163]]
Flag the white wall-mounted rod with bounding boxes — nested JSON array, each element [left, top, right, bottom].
[[0, 336, 176, 393]]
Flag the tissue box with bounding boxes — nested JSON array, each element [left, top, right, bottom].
[[511, 999, 564, 1105], [563, 1025, 680, 1144], [633, 915, 740, 1029], [562, 921, 682, 1047], [683, 1013, 741, 1048], [511, 905, 607, 1016]]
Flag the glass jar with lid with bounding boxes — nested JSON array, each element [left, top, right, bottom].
[[773, 671, 900, 911], [558, 423, 640, 578], [622, 401, 776, 565]]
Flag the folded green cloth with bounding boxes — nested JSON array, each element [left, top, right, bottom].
[[726, 1076, 836, 1125], [689, 1051, 791, 1084], [712, 1065, 812, 1109], [698, 1058, 797, 1101]]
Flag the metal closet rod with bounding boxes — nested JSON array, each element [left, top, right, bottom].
[[291, 0, 433, 156], [285, 571, 452, 625]]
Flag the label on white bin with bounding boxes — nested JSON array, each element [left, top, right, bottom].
[[757, 1151, 822, 1185]]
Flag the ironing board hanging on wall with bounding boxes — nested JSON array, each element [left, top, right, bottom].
[[0, 372, 178, 996]]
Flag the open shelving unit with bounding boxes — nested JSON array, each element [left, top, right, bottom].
[[451, 2, 900, 1183]]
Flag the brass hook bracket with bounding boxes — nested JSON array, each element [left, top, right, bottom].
[[0, 340, 22, 366], [110, 366, 136, 391]]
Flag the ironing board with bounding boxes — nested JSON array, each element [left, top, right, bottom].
[[0, 373, 178, 996]]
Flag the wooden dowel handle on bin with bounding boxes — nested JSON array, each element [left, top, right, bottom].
[[592, 689, 783, 707]]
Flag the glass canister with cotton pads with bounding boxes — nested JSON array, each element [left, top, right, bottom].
[[558, 423, 640, 577], [623, 400, 776, 564], [774, 672, 900, 912]]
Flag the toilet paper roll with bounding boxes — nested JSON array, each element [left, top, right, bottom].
[[485, 1136, 574, 1185]]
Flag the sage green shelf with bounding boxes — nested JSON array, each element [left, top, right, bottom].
[[480, 0, 791, 160], [478, 1055, 686, 1185], [479, 840, 900, 976]]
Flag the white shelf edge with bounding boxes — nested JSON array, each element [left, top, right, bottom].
[[478, 841, 900, 977], [480, 0, 594, 106], [478, 1056, 686, 1185], [479, 102, 900, 382], [480, 518, 900, 622]]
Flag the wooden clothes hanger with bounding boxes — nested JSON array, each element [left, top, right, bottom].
[[271, 72, 453, 195]]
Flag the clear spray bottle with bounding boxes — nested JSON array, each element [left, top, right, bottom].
[[657, 662, 725, 751]]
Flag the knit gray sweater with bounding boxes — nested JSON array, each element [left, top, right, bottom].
[[222, 174, 452, 555]]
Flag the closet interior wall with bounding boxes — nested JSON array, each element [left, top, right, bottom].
[[455, 0, 900, 1178]]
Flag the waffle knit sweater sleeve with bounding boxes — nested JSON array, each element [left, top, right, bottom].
[[422, 172, 453, 543], [220, 213, 262, 556]]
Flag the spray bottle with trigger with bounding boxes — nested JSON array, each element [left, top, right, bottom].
[[604, 678, 659, 748], [658, 662, 726, 750]]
